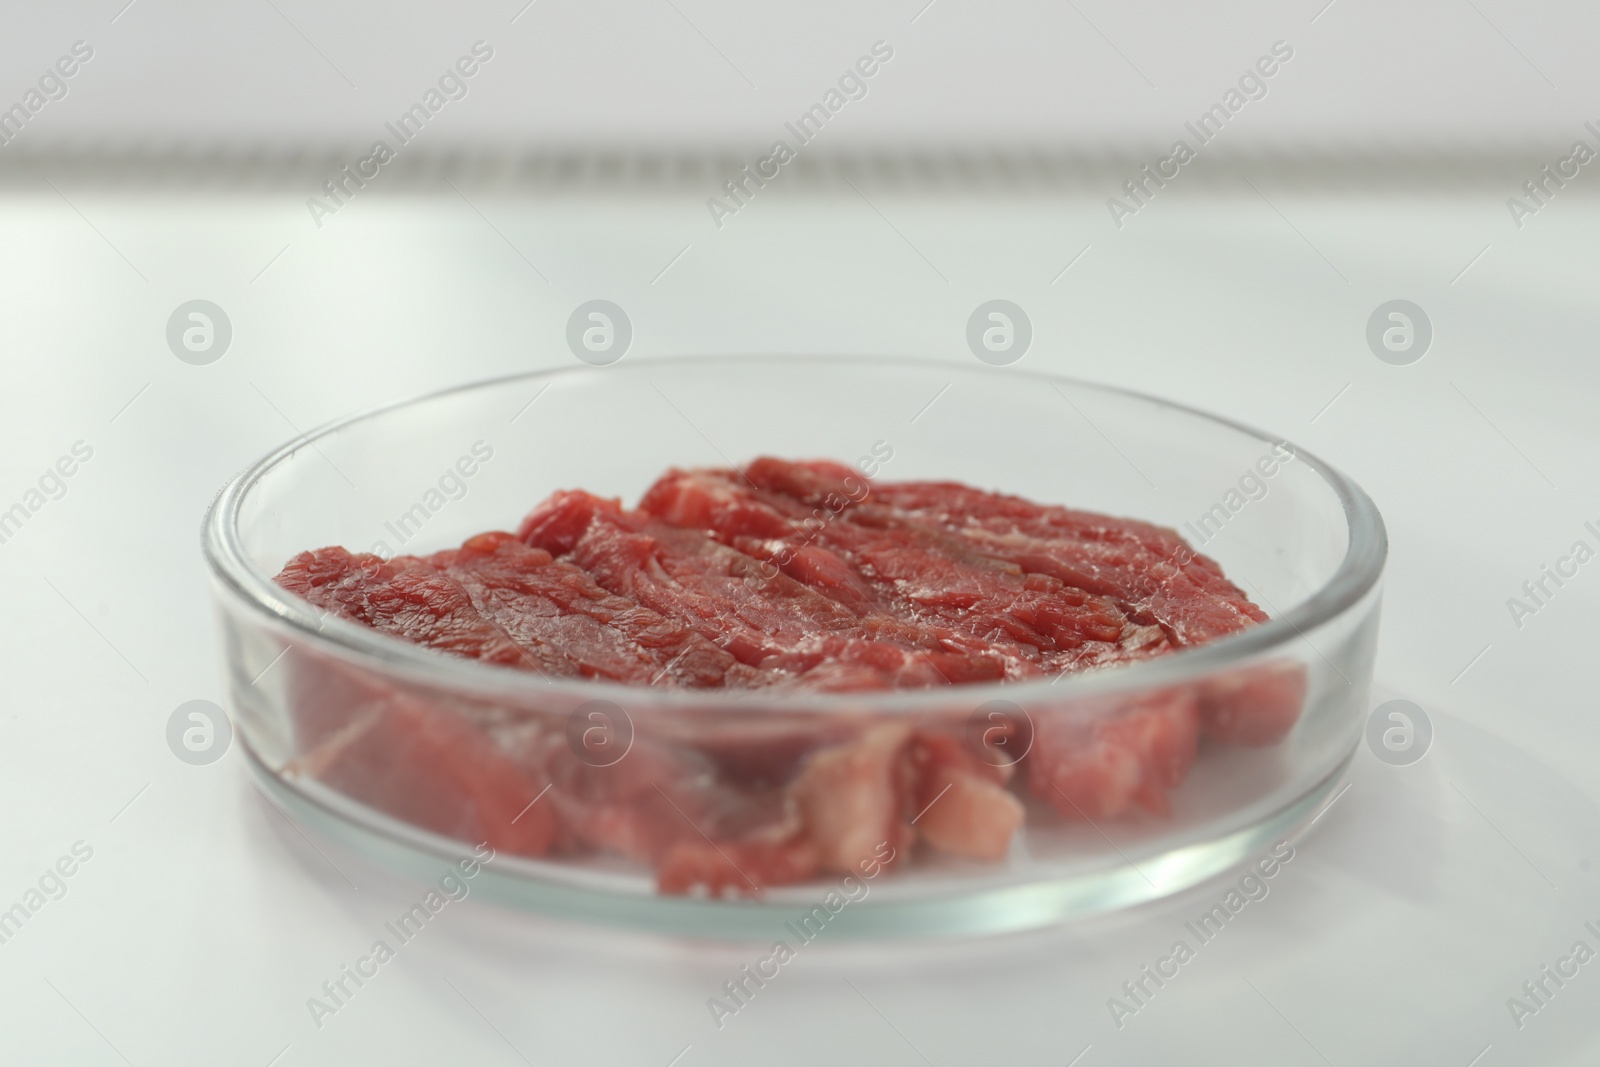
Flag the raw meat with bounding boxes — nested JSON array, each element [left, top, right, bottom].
[[278, 539, 753, 687], [1028, 689, 1201, 820], [272, 458, 1300, 896], [283, 659, 558, 858], [906, 728, 1025, 861], [638, 462, 1171, 676], [519, 490, 1007, 689]]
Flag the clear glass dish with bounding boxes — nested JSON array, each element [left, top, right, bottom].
[[202, 356, 1385, 939]]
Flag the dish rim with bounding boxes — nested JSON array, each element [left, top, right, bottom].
[[201, 354, 1387, 713]]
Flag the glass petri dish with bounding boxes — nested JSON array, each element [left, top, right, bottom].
[[202, 355, 1385, 939]]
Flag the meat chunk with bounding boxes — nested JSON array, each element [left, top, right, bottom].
[[520, 490, 1006, 689], [1029, 689, 1201, 820], [865, 476, 1266, 645], [277, 546, 544, 671], [487, 716, 818, 895], [285, 663, 558, 858], [907, 729, 1024, 862], [277, 541, 753, 686], [639, 462, 1167, 677], [789, 722, 915, 874], [1197, 662, 1308, 746], [441, 532, 757, 688]]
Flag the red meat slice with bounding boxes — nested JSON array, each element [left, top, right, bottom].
[[278, 540, 756, 688], [1029, 689, 1201, 820], [907, 729, 1024, 862], [438, 532, 759, 688], [1197, 662, 1307, 746], [277, 547, 545, 671], [789, 721, 915, 874], [866, 476, 1266, 645], [286, 665, 557, 857], [487, 717, 817, 893], [639, 463, 1165, 678], [520, 490, 1006, 690]]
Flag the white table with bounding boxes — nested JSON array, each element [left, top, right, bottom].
[[2, 180, 1597, 1065]]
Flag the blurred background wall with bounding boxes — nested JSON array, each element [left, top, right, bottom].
[[0, 0, 1592, 182]]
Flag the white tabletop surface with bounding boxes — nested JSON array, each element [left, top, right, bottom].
[[2, 180, 1598, 1066]]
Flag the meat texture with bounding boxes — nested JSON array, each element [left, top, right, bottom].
[[271, 457, 1301, 895]]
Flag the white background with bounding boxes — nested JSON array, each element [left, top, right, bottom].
[[2, 2, 1600, 1065], [0, 0, 1594, 149]]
